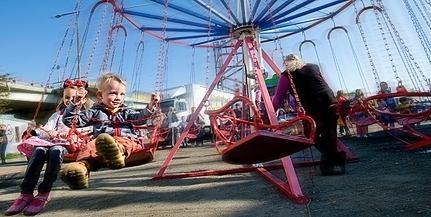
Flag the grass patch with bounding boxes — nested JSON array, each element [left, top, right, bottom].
[[5, 153, 24, 160]]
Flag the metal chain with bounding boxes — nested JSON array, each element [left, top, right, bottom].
[[136, 36, 145, 95], [263, 0, 305, 113], [32, 1, 80, 122], [101, 9, 118, 72], [156, 0, 169, 92], [353, 1, 381, 91], [163, 42, 170, 95], [370, 0, 399, 81], [117, 31, 127, 76], [110, 14, 126, 75], [376, 0, 427, 91], [247, 0, 256, 34], [78, 10, 92, 71], [225, 0, 236, 88], [398, 0, 431, 88], [63, 1, 83, 80], [409, 0, 431, 56], [108, 29, 119, 72], [328, 39, 348, 92], [205, 0, 212, 88], [264, 0, 284, 58], [87, 2, 109, 77], [345, 32, 372, 95], [131, 40, 143, 97], [71, 1, 110, 130], [190, 47, 195, 84], [417, 0, 431, 32]]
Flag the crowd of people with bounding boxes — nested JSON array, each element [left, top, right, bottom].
[[335, 81, 426, 139]]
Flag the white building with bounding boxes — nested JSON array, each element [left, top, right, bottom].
[[0, 114, 32, 154]]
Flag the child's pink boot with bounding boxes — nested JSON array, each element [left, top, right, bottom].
[[23, 192, 50, 216], [4, 193, 34, 216]]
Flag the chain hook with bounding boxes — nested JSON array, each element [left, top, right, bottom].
[[331, 17, 336, 28], [234, 82, 241, 96], [396, 77, 402, 86], [360, 0, 366, 8], [203, 100, 210, 108], [395, 77, 408, 93]]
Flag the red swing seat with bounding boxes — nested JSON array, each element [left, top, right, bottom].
[[222, 131, 314, 164], [363, 91, 431, 150], [18, 128, 93, 163], [185, 125, 203, 140], [348, 111, 376, 126], [206, 95, 316, 165]]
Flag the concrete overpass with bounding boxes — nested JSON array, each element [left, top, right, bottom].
[[1, 80, 151, 122]]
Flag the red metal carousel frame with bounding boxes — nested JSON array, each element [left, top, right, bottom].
[[150, 34, 358, 204]]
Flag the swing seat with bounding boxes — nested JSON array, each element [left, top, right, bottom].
[[185, 126, 203, 140], [352, 117, 376, 126], [397, 117, 425, 125], [186, 133, 197, 139], [17, 137, 82, 163], [221, 131, 314, 165], [125, 149, 154, 167]]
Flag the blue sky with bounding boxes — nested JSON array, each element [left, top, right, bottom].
[[1, 0, 430, 95]]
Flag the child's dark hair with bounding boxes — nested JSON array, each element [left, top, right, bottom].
[[399, 97, 408, 103]]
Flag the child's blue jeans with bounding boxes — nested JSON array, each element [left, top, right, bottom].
[[20, 145, 67, 194]]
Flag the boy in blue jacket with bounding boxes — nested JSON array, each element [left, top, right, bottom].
[[61, 72, 159, 190]]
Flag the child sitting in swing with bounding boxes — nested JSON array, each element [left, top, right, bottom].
[[60, 72, 159, 190], [397, 97, 413, 114], [4, 79, 90, 216], [350, 98, 369, 138]]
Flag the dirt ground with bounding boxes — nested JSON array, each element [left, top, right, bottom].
[[1, 123, 431, 217]]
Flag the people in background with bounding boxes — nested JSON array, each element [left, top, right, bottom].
[[335, 90, 352, 137], [166, 106, 179, 128], [177, 116, 189, 147], [0, 124, 7, 165], [350, 99, 369, 138], [377, 81, 396, 134], [187, 107, 205, 147], [354, 89, 365, 101]]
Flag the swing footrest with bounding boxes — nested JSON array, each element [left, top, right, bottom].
[[405, 139, 431, 151], [222, 131, 314, 165]]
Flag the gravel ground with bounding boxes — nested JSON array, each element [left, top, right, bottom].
[[0, 123, 430, 217]]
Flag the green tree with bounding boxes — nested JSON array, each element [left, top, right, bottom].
[[0, 73, 12, 113]]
